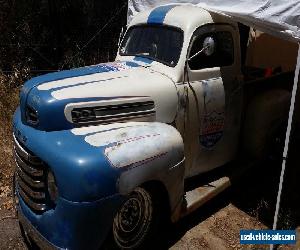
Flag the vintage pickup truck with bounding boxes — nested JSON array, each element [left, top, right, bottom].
[[12, 4, 291, 249]]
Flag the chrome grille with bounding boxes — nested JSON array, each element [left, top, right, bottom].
[[13, 134, 46, 212], [71, 101, 156, 125]]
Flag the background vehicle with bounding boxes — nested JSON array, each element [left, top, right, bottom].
[[13, 5, 292, 249]]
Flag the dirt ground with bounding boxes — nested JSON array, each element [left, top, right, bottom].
[[0, 188, 299, 250], [0, 195, 269, 250], [1, 86, 300, 249]]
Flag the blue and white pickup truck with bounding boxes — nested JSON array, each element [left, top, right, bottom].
[[12, 4, 291, 249]]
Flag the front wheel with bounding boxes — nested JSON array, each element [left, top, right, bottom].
[[106, 187, 164, 249]]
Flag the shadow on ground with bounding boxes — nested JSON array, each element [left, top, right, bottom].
[[231, 135, 300, 230], [153, 136, 300, 249]]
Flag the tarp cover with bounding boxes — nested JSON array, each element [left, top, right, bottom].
[[128, 0, 300, 42]]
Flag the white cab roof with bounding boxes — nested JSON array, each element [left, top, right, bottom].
[[129, 5, 235, 35]]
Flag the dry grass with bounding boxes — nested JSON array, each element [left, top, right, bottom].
[[0, 69, 29, 208]]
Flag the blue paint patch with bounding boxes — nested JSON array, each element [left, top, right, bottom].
[[125, 61, 141, 68], [147, 5, 178, 24], [133, 56, 154, 64]]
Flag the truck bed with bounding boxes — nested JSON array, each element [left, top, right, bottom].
[[242, 68, 294, 115], [243, 67, 294, 98]]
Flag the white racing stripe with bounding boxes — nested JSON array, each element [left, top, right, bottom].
[[71, 122, 145, 136], [102, 122, 183, 169], [84, 123, 157, 147], [38, 70, 130, 91]]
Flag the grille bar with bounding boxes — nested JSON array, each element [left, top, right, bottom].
[[16, 174, 45, 200], [15, 152, 43, 177], [17, 186, 46, 211], [13, 135, 41, 165], [13, 134, 47, 212], [16, 164, 44, 189]]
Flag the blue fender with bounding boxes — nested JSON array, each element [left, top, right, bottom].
[[14, 107, 119, 201]]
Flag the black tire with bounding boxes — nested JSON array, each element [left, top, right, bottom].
[[104, 186, 166, 249]]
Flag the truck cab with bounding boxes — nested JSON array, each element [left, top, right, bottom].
[[117, 5, 243, 178], [13, 4, 289, 249]]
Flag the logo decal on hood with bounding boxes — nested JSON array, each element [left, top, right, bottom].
[[104, 61, 139, 71]]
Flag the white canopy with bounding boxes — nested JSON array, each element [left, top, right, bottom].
[[128, 0, 300, 42]]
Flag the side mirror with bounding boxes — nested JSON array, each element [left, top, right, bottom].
[[203, 37, 215, 56], [188, 36, 216, 61]]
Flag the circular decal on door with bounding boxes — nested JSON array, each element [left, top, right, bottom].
[[199, 80, 225, 149]]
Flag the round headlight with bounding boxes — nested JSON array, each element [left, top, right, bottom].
[[47, 171, 58, 204]]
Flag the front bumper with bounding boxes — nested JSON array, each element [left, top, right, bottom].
[[18, 206, 58, 250], [17, 191, 124, 250]]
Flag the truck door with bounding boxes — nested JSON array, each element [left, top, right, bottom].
[[184, 24, 242, 177]]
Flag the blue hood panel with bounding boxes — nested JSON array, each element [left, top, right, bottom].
[[20, 61, 142, 131]]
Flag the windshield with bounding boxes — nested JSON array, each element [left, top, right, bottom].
[[120, 25, 183, 67]]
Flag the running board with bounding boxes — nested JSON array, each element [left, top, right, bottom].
[[180, 176, 231, 218]]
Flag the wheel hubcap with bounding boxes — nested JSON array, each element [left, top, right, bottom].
[[118, 198, 141, 233], [113, 188, 152, 249]]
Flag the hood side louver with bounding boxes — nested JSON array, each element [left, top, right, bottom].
[[70, 100, 156, 125]]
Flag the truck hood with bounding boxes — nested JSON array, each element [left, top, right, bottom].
[[20, 60, 178, 131]]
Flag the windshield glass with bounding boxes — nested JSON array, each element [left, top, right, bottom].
[[120, 25, 183, 67]]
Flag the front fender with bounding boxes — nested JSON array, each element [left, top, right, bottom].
[[101, 122, 185, 213], [14, 107, 185, 205], [13, 108, 119, 202], [71, 120, 185, 213]]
